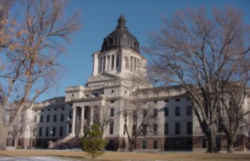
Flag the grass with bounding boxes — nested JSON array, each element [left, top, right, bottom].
[[0, 150, 250, 161]]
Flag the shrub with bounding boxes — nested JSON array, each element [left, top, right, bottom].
[[81, 124, 106, 159]]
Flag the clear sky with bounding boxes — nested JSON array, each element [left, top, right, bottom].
[[40, 0, 250, 101]]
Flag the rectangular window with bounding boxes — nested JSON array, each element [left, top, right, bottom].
[[175, 122, 180, 135], [39, 127, 43, 137], [142, 124, 147, 136], [47, 115, 50, 122], [46, 127, 49, 137], [69, 110, 72, 119], [109, 120, 114, 135], [164, 107, 168, 117], [60, 126, 64, 137], [187, 122, 192, 135], [52, 127, 56, 137], [69, 123, 72, 133], [153, 109, 158, 118], [153, 140, 158, 149], [142, 140, 147, 149], [153, 124, 158, 135], [175, 107, 180, 116], [123, 124, 126, 135], [111, 55, 114, 69], [132, 124, 136, 136], [133, 111, 137, 123], [53, 115, 57, 122], [110, 108, 114, 117], [40, 115, 43, 123], [164, 123, 168, 135], [60, 114, 64, 122], [143, 109, 147, 119], [186, 106, 192, 116]]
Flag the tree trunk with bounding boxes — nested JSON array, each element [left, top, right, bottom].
[[14, 135, 19, 149], [0, 125, 8, 150], [207, 124, 217, 153], [226, 134, 235, 153], [227, 140, 233, 153]]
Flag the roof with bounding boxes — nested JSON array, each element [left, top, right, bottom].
[[101, 15, 140, 53]]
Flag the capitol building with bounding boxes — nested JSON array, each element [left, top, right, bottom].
[[8, 16, 249, 151]]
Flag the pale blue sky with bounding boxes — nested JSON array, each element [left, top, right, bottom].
[[40, 0, 250, 101]]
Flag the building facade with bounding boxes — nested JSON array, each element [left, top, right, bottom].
[[10, 16, 250, 151]]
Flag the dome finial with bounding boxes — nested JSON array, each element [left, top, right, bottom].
[[117, 14, 126, 29]]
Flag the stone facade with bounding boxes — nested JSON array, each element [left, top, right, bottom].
[[11, 16, 250, 151]]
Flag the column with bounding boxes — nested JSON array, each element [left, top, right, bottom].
[[80, 107, 85, 136], [71, 106, 76, 137], [90, 107, 94, 126]]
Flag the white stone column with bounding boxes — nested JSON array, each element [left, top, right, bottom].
[[71, 106, 76, 137], [90, 107, 94, 126], [80, 107, 85, 136]]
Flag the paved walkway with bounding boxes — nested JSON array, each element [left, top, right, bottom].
[[0, 157, 79, 161]]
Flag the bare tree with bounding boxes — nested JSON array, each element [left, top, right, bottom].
[[120, 71, 156, 151], [123, 100, 156, 151], [219, 83, 250, 152], [145, 7, 250, 153], [0, 0, 80, 150]]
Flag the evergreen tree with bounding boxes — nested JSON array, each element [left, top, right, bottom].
[[81, 124, 107, 159]]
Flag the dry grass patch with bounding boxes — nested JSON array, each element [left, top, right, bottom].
[[0, 150, 250, 161]]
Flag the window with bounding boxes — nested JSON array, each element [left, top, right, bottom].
[[39, 127, 43, 137], [40, 115, 44, 123], [143, 109, 147, 118], [175, 122, 181, 135], [132, 124, 136, 136], [111, 55, 115, 69], [109, 120, 114, 135], [62, 107, 64, 111], [176, 98, 180, 102], [59, 126, 64, 137], [110, 108, 114, 117], [46, 115, 50, 122], [164, 107, 168, 117], [133, 111, 137, 123], [142, 124, 147, 136], [54, 108, 57, 111], [52, 127, 56, 137], [164, 123, 168, 135], [175, 107, 180, 116], [69, 123, 72, 133], [46, 127, 49, 137], [123, 124, 126, 135], [60, 114, 64, 122], [69, 111, 72, 119], [142, 140, 147, 149], [164, 99, 169, 103], [153, 140, 158, 149], [186, 106, 192, 116], [153, 109, 158, 118], [154, 100, 157, 104], [187, 122, 192, 135], [53, 114, 57, 122], [153, 124, 158, 135], [34, 116, 37, 122]]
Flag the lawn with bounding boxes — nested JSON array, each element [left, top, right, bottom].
[[0, 150, 250, 161]]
